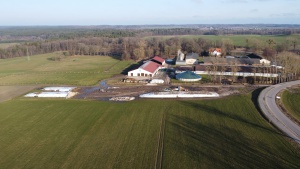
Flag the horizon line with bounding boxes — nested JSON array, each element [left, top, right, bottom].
[[1, 23, 300, 27]]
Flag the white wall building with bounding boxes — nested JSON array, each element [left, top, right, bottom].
[[260, 59, 271, 65], [209, 48, 222, 56], [128, 61, 161, 77]]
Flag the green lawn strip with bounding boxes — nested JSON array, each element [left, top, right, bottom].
[[0, 53, 133, 86], [0, 95, 300, 169], [282, 90, 300, 122]]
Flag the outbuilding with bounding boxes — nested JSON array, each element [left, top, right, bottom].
[[185, 53, 199, 65]]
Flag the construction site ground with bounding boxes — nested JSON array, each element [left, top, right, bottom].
[[74, 81, 260, 101]]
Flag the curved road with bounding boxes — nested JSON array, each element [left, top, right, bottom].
[[258, 80, 300, 144]]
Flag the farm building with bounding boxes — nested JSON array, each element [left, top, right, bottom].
[[151, 56, 165, 65], [186, 53, 199, 65], [127, 56, 165, 77], [128, 61, 162, 77], [176, 65, 279, 78], [209, 48, 222, 56], [176, 71, 202, 82], [176, 50, 186, 65], [246, 53, 263, 59], [203, 57, 261, 65], [260, 59, 271, 65]]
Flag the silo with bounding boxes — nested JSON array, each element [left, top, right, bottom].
[[180, 53, 185, 61]]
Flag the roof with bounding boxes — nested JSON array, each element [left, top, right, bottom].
[[152, 56, 165, 64], [186, 53, 199, 60], [246, 53, 262, 59], [209, 48, 222, 53], [176, 71, 202, 80], [140, 61, 161, 73], [184, 65, 278, 73]]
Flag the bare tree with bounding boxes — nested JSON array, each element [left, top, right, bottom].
[[229, 60, 240, 83], [277, 52, 300, 82], [221, 38, 234, 56], [286, 37, 298, 51]]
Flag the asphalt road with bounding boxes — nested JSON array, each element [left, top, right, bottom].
[[258, 80, 300, 144]]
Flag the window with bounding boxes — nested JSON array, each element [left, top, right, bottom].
[[141, 73, 144, 76]]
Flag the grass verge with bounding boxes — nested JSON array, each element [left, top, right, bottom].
[[281, 89, 300, 123]]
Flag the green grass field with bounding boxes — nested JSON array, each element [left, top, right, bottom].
[[282, 89, 300, 122], [0, 92, 299, 169], [0, 43, 20, 49], [149, 34, 300, 47], [0, 53, 133, 86]]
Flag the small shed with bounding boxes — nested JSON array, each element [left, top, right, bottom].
[[176, 71, 202, 82]]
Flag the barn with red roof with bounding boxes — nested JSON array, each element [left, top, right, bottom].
[[151, 56, 165, 65], [127, 56, 165, 77], [128, 61, 162, 77]]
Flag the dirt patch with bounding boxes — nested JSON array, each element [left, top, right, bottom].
[[0, 85, 40, 103], [74, 84, 255, 100]]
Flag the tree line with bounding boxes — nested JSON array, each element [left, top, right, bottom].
[[1, 36, 298, 61]]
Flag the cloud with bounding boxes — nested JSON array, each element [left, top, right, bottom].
[[250, 9, 259, 12]]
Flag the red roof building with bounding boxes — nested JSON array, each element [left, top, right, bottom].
[[140, 61, 161, 73], [209, 48, 222, 53], [128, 61, 162, 77], [151, 56, 165, 65]]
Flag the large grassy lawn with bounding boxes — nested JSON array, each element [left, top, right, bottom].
[[0, 99, 163, 169], [282, 89, 300, 122], [0, 93, 299, 169], [0, 53, 133, 86]]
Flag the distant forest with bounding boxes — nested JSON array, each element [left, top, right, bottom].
[[0, 25, 299, 60]]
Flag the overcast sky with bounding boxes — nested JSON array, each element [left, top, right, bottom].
[[1, 0, 299, 25]]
